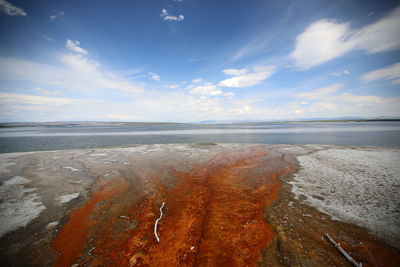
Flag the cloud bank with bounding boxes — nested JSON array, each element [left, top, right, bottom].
[[291, 83, 399, 118]]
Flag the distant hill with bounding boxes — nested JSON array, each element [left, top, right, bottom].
[[0, 121, 185, 128], [1, 117, 399, 127], [195, 116, 400, 124]]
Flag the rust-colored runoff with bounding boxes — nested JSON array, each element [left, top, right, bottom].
[[52, 177, 129, 267], [52, 148, 292, 266]]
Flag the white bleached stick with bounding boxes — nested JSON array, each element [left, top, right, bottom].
[[154, 202, 166, 243], [325, 234, 362, 267]]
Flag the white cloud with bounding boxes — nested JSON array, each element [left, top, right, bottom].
[[65, 40, 88, 55], [392, 79, 400, 85], [188, 81, 235, 97], [0, 86, 398, 122], [290, 20, 353, 70], [148, 72, 160, 81], [333, 93, 386, 104], [290, 6, 400, 70], [223, 68, 247, 76], [294, 83, 391, 105], [0, 92, 72, 106], [0, 54, 143, 94], [0, 0, 26, 16], [189, 84, 223, 96], [235, 105, 254, 115], [59, 53, 99, 73], [192, 78, 203, 83], [160, 8, 184, 21], [219, 65, 276, 88], [294, 84, 343, 100], [57, 53, 142, 93], [223, 92, 235, 97], [289, 83, 400, 118], [231, 37, 269, 61], [360, 62, 400, 84], [106, 113, 138, 121], [40, 34, 52, 41], [331, 70, 350, 76], [351, 7, 400, 53], [33, 87, 60, 96], [50, 11, 64, 20], [0, 90, 231, 122]]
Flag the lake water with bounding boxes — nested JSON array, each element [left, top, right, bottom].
[[0, 121, 399, 153]]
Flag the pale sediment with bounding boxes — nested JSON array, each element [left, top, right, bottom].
[[286, 146, 400, 248]]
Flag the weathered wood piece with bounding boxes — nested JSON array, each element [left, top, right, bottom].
[[325, 234, 362, 267], [154, 202, 166, 243]]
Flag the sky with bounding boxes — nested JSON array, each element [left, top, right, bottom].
[[0, 0, 399, 122]]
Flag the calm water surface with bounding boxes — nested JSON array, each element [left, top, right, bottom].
[[0, 121, 399, 153]]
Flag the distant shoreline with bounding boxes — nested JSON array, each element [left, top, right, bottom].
[[1, 118, 399, 128]]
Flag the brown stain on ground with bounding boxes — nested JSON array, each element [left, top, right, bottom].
[[51, 147, 400, 267], [52, 147, 291, 266], [52, 176, 129, 267], [126, 149, 291, 267]]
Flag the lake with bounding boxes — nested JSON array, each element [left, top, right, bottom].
[[0, 121, 399, 153]]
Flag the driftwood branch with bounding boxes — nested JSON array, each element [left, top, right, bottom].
[[154, 202, 166, 243], [325, 234, 362, 267]]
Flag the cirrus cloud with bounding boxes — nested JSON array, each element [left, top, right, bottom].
[[0, 0, 26, 16], [294, 83, 391, 105], [294, 84, 343, 100], [0, 41, 143, 95], [361, 62, 400, 85], [290, 6, 400, 70]]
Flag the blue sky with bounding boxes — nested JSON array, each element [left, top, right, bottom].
[[0, 0, 399, 122]]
